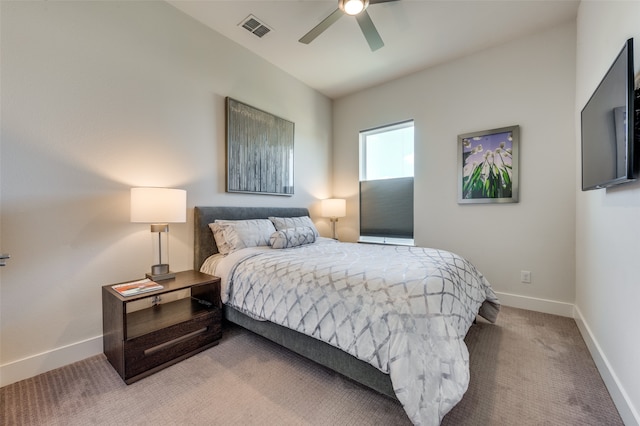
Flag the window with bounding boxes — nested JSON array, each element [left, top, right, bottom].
[[359, 120, 414, 245]]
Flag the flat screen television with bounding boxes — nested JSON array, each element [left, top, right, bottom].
[[581, 38, 638, 191]]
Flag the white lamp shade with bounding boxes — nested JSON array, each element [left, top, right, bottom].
[[130, 187, 187, 223], [321, 198, 346, 218]]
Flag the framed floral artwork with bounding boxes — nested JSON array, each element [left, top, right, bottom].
[[458, 125, 519, 204]]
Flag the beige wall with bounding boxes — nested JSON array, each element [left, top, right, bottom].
[[575, 2, 640, 424], [333, 22, 577, 313], [0, 1, 332, 385]]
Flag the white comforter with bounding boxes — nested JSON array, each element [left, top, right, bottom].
[[201, 238, 499, 425]]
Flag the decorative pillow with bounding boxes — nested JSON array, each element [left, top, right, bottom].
[[270, 227, 316, 249], [210, 219, 276, 254], [209, 222, 233, 255], [269, 216, 319, 238]]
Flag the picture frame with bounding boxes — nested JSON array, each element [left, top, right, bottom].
[[226, 97, 295, 195], [458, 125, 519, 204]]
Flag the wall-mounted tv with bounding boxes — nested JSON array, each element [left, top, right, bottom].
[[581, 38, 638, 191]]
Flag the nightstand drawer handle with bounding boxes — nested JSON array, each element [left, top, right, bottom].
[[143, 327, 208, 356]]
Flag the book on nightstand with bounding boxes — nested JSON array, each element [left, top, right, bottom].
[[112, 278, 163, 296]]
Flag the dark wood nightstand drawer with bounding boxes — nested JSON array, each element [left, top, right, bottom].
[[125, 309, 221, 380]]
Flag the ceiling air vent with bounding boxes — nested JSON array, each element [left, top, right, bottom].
[[239, 15, 272, 38]]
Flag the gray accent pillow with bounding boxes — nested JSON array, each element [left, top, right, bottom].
[[269, 216, 319, 238], [270, 227, 316, 249]]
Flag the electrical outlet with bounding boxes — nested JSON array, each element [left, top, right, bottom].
[[521, 270, 532, 283]]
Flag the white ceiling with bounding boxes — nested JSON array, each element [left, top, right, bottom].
[[167, 0, 579, 99]]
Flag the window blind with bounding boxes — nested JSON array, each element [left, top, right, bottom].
[[359, 177, 414, 238]]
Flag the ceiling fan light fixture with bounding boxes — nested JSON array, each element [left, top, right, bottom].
[[300, 0, 394, 50], [340, 0, 368, 16]]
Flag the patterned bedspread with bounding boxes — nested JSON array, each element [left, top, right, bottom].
[[203, 238, 499, 425]]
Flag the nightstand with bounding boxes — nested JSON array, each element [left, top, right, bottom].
[[102, 270, 222, 384]]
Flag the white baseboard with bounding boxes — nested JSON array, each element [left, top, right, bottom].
[[494, 291, 575, 317], [0, 335, 103, 387], [573, 306, 640, 426]]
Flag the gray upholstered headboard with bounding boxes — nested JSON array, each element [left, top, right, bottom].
[[193, 206, 311, 271]]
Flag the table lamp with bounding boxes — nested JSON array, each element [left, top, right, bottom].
[[130, 187, 186, 280], [321, 198, 346, 240]]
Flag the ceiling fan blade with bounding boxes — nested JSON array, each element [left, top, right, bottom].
[[369, 0, 400, 3], [299, 8, 344, 44], [355, 10, 384, 51]]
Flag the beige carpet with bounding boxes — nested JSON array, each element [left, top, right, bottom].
[[1, 306, 623, 425]]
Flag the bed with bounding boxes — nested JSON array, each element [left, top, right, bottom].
[[194, 206, 500, 425]]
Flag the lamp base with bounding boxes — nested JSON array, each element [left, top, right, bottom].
[[146, 264, 175, 281], [146, 271, 176, 281]]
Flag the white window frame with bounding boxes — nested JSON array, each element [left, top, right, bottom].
[[359, 120, 415, 246]]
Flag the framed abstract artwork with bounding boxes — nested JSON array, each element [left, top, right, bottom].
[[226, 97, 294, 195], [458, 125, 519, 204]]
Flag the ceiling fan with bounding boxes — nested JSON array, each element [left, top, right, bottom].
[[298, 0, 399, 52]]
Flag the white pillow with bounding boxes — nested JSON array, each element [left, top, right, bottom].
[[209, 219, 276, 254], [209, 223, 233, 255], [269, 216, 319, 238], [270, 227, 316, 249]]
